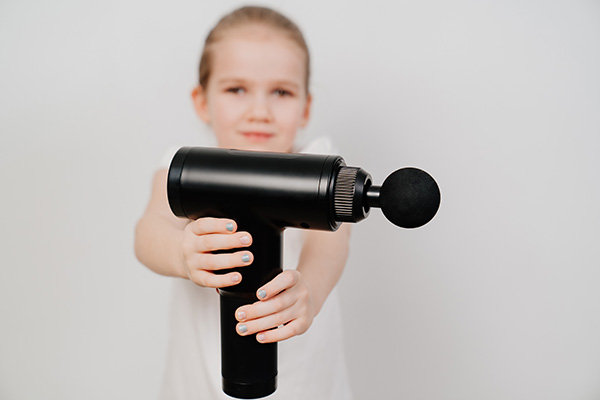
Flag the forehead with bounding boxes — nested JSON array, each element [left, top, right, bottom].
[[209, 26, 307, 86]]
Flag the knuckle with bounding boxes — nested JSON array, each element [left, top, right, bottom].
[[202, 254, 217, 270], [296, 320, 309, 335], [182, 238, 195, 256], [296, 300, 306, 313], [300, 304, 310, 318], [202, 235, 216, 250], [204, 273, 225, 289], [289, 324, 300, 336], [181, 245, 192, 260], [299, 289, 309, 303], [190, 271, 207, 287], [273, 297, 285, 311], [280, 270, 292, 285], [202, 279, 217, 288], [183, 253, 195, 270], [192, 218, 205, 233], [285, 270, 299, 286]]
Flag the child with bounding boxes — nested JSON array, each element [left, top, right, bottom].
[[135, 6, 352, 399]]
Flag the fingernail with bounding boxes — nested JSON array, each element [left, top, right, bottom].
[[238, 324, 247, 334], [257, 333, 266, 342], [226, 223, 234, 232], [240, 235, 250, 245], [231, 274, 240, 283], [237, 311, 246, 320], [242, 254, 250, 263], [258, 290, 267, 299]]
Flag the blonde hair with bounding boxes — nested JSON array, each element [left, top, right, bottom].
[[199, 6, 310, 92]]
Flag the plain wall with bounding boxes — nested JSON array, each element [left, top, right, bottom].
[[1, 0, 599, 399]]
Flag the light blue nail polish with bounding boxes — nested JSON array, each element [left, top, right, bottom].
[[238, 324, 247, 334], [258, 290, 267, 299], [242, 254, 250, 263], [226, 223, 234, 232]]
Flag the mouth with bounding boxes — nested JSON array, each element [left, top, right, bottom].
[[240, 131, 275, 142]]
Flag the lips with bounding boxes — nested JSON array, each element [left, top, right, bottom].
[[241, 131, 275, 142]]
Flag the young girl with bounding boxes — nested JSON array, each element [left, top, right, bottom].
[[135, 6, 353, 399]]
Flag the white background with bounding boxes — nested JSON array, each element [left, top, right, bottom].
[[1, 0, 599, 399]]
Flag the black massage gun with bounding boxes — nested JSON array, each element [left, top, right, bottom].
[[167, 147, 441, 399]]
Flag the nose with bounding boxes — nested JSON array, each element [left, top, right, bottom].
[[246, 93, 272, 123]]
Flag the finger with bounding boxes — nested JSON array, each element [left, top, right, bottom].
[[239, 308, 291, 335], [188, 250, 253, 271], [256, 320, 308, 343], [235, 291, 297, 322], [189, 269, 242, 288], [195, 232, 253, 253], [236, 304, 297, 336], [256, 270, 299, 301], [188, 218, 237, 235]]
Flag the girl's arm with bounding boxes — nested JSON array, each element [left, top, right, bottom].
[[134, 169, 255, 288], [234, 225, 351, 343], [297, 226, 351, 315], [135, 170, 188, 279]]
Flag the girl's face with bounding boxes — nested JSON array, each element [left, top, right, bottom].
[[192, 26, 311, 153]]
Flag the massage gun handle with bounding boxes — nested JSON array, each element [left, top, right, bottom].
[[218, 221, 283, 399], [220, 292, 277, 398]]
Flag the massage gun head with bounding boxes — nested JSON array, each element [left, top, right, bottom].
[[333, 166, 441, 228], [168, 147, 440, 231]]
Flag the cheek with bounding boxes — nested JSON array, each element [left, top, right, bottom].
[[211, 96, 246, 128], [272, 100, 306, 129]]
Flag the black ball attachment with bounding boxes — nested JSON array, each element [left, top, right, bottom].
[[377, 168, 441, 228]]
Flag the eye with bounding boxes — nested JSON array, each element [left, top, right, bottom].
[[226, 87, 245, 94], [273, 88, 293, 97]]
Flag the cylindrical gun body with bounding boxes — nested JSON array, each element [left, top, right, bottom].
[[168, 147, 345, 232]]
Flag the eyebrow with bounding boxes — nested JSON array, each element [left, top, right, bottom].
[[216, 78, 301, 89], [272, 81, 300, 90]]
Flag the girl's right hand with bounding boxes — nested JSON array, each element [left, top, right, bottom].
[[181, 217, 253, 288]]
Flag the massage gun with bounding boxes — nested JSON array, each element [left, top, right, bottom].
[[167, 146, 441, 399]]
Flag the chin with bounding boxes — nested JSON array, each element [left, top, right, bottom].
[[234, 140, 292, 153], [247, 145, 290, 153], [217, 134, 294, 153]]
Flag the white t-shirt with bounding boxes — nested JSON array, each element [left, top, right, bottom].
[[158, 136, 353, 399]]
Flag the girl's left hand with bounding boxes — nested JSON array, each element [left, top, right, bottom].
[[234, 270, 316, 343]]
